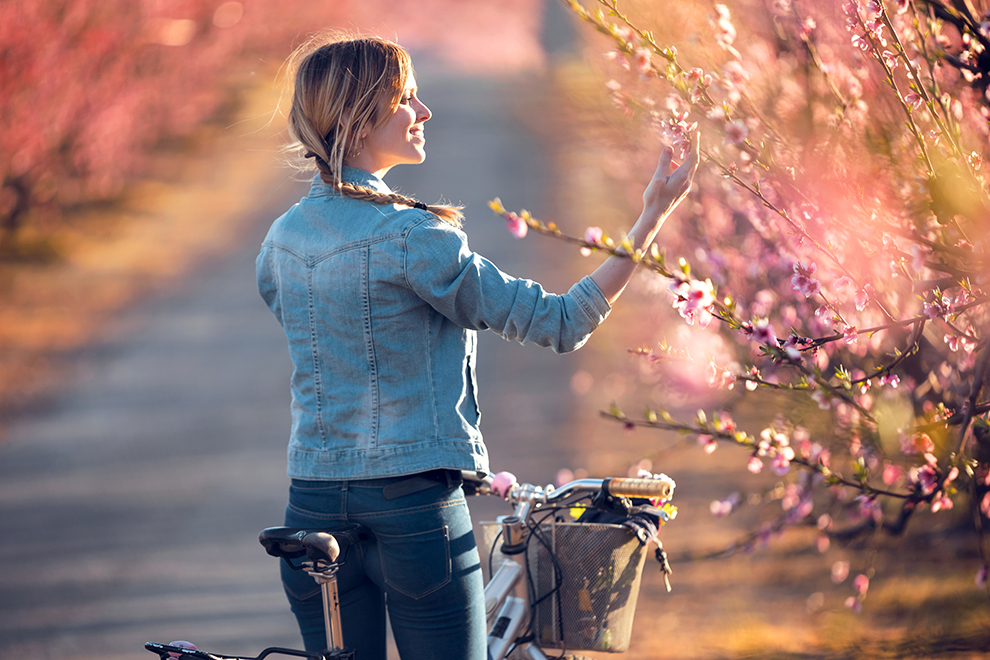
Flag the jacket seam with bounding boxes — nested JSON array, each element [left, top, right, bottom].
[[310, 232, 405, 265], [361, 246, 380, 444], [261, 240, 307, 264], [307, 266, 327, 444]]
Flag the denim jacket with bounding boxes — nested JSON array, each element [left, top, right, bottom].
[[257, 168, 611, 480]]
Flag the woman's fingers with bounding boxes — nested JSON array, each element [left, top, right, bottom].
[[644, 133, 701, 211], [669, 133, 701, 189], [655, 146, 674, 181]]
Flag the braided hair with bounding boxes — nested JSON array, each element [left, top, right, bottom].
[[283, 33, 463, 225]]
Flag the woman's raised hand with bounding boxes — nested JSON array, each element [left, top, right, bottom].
[[590, 133, 701, 304], [643, 132, 700, 219]]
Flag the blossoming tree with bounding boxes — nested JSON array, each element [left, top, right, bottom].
[[493, 0, 989, 610]]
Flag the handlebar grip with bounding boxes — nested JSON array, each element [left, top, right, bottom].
[[603, 477, 673, 500]]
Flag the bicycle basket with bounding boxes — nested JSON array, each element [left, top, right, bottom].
[[480, 520, 648, 653]]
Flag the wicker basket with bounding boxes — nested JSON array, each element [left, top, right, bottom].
[[480, 520, 647, 653]]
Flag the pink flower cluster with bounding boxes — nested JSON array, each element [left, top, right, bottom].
[[791, 261, 821, 298], [746, 427, 795, 475], [580, 226, 603, 256], [670, 278, 717, 327], [713, 5, 738, 55]]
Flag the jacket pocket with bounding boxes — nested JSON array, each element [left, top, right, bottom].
[[378, 525, 451, 599]]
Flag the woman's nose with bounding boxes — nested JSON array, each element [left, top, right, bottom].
[[415, 98, 431, 122]]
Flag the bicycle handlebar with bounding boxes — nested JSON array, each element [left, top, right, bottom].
[[479, 471, 675, 507], [602, 477, 674, 500]]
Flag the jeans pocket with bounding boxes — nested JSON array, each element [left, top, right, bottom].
[[378, 525, 451, 599]]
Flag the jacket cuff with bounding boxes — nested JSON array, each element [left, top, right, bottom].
[[570, 275, 612, 328]]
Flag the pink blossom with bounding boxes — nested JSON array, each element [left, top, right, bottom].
[[879, 374, 900, 388], [698, 434, 718, 453], [817, 535, 831, 553], [901, 432, 934, 455], [686, 68, 705, 83], [981, 492, 990, 518], [723, 61, 749, 87], [946, 466, 959, 484], [724, 119, 748, 145], [845, 596, 863, 613], [834, 276, 854, 292], [752, 318, 778, 346], [580, 226, 603, 256], [866, 0, 881, 12], [856, 495, 882, 521], [882, 50, 898, 69], [894, 0, 909, 14], [781, 484, 802, 510], [505, 212, 528, 239], [851, 34, 870, 51], [801, 17, 817, 39], [944, 333, 962, 352], [670, 278, 717, 327], [710, 499, 732, 516], [854, 286, 870, 311], [945, 331, 976, 353], [831, 560, 850, 583], [713, 4, 738, 52], [615, 26, 636, 45], [634, 47, 652, 74], [843, 326, 858, 345], [882, 463, 903, 485], [923, 300, 944, 320], [747, 456, 764, 473], [865, 20, 886, 44], [905, 91, 923, 109], [853, 574, 870, 594], [931, 494, 954, 512], [910, 463, 938, 496], [791, 261, 821, 297], [977, 564, 989, 588], [707, 362, 736, 389]]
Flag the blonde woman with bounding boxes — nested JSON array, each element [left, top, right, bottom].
[[257, 34, 698, 660]]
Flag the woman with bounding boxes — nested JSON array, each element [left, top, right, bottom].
[[256, 33, 698, 660]]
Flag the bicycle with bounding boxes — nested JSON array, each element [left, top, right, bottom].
[[145, 470, 677, 660]]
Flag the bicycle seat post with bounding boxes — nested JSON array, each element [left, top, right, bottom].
[[306, 563, 345, 654]]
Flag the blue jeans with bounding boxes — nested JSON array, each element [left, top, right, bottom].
[[281, 475, 487, 660]]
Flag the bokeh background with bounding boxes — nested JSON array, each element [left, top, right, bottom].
[[1, 1, 987, 659]]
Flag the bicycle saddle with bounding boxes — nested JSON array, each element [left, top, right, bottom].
[[259, 524, 370, 564]]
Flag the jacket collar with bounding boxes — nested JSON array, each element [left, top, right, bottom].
[[308, 166, 392, 198]]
